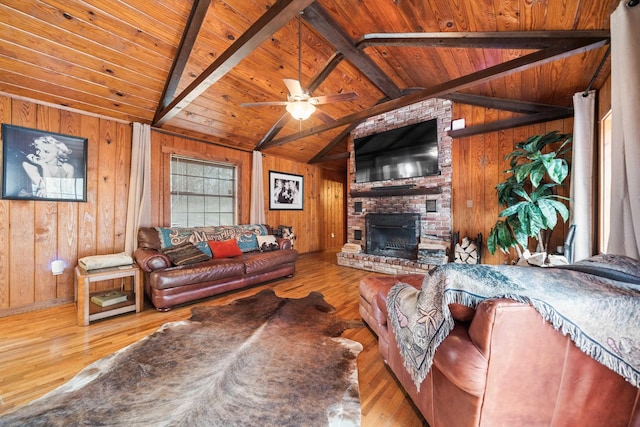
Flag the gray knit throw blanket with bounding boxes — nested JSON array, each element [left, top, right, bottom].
[[387, 254, 640, 389]]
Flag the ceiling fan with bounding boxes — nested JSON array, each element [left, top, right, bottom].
[[240, 12, 358, 121]]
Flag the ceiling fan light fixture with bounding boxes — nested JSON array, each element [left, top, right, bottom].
[[286, 101, 316, 120]]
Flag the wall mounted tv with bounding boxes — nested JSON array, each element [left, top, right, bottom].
[[354, 119, 439, 183]]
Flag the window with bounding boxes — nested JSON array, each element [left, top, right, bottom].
[[598, 110, 612, 253], [170, 155, 237, 227]]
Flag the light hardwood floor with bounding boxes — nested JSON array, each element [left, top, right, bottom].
[[0, 250, 427, 426]]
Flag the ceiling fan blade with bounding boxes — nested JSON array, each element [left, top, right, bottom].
[[313, 108, 337, 124], [240, 101, 288, 107], [310, 91, 358, 105], [283, 78, 304, 96]]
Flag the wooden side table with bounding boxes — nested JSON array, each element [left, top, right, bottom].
[[75, 264, 143, 326]]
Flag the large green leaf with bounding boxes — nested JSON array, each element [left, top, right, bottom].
[[541, 155, 569, 184], [528, 164, 546, 188], [515, 162, 536, 183], [537, 198, 558, 230], [506, 216, 528, 248], [544, 198, 570, 221], [499, 201, 527, 218], [517, 205, 532, 235], [488, 220, 522, 254], [487, 226, 501, 255], [526, 204, 546, 236]]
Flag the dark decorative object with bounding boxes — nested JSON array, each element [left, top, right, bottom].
[[2, 124, 87, 202], [366, 213, 420, 259], [353, 119, 439, 183], [354, 201, 363, 213], [269, 171, 303, 210], [276, 225, 295, 248], [426, 199, 437, 213]]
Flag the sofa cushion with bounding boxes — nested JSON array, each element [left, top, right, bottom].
[[149, 258, 245, 290], [208, 239, 242, 258], [161, 242, 211, 266], [257, 235, 279, 252], [242, 250, 298, 275]]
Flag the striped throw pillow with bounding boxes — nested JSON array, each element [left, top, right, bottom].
[[161, 242, 211, 266]]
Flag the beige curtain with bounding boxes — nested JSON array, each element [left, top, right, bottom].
[[124, 123, 152, 254], [250, 150, 265, 224], [608, 1, 640, 258], [570, 90, 596, 261]]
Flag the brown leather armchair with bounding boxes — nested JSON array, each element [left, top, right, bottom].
[[360, 274, 640, 427]]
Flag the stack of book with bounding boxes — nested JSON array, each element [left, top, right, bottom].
[[91, 291, 128, 307], [417, 238, 450, 265]]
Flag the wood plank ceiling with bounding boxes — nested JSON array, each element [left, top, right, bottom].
[[0, 0, 616, 171]]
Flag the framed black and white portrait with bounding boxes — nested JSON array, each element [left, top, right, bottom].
[[2, 124, 87, 202], [269, 171, 303, 210]]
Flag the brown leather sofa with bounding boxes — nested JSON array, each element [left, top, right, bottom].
[[360, 274, 640, 427], [134, 226, 297, 311]]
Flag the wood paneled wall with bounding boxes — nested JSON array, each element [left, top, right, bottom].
[[261, 154, 346, 253], [148, 132, 346, 255], [0, 95, 131, 316], [451, 105, 574, 265], [0, 97, 346, 317]]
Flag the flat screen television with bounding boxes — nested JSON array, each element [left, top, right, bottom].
[[354, 119, 439, 183]]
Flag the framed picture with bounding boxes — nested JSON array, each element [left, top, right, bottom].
[[269, 171, 303, 210], [2, 124, 87, 202]]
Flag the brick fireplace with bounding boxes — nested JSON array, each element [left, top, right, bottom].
[[337, 98, 453, 274]]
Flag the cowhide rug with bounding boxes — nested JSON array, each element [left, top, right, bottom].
[[1, 290, 363, 426]]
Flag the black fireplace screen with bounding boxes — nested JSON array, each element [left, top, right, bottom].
[[365, 213, 421, 259]]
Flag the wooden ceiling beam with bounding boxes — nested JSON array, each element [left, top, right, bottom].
[[443, 93, 574, 114], [356, 31, 610, 49], [302, 3, 402, 99], [153, 0, 211, 123], [308, 121, 360, 164], [153, 0, 315, 126], [449, 109, 575, 138], [310, 152, 350, 163], [254, 113, 292, 149], [307, 52, 345, 94], [260, 38, 608, 149]]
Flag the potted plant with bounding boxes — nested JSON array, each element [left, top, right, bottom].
[[487, 131, 572, 262]]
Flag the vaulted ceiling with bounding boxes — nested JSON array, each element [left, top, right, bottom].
[[0, 0, 616, 171]]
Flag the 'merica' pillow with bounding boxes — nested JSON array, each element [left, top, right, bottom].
[[208, 239, 243, 259], [161, 242, 211, 266]]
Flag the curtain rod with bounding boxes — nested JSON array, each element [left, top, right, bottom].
[[582, 45, 611, 97]]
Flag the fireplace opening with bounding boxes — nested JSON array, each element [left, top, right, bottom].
[[366, 213, 420, 259]]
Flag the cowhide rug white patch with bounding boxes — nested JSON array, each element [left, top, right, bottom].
[[1, 290, 363, 427]]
